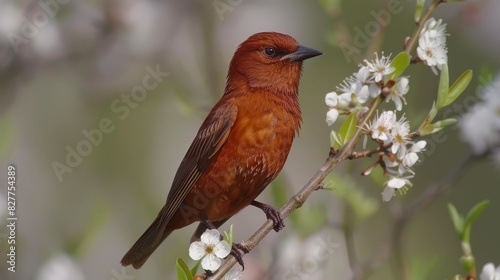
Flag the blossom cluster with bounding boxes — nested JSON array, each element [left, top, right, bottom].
[[460, 74, 500, 163], [362, 111, 427, 201], [417, 18, 448, 74], [325, 53, 410, 126], [324, 52, 417, 201]]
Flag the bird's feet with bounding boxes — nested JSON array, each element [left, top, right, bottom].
[[230, 243, 249, 270], [251, 201, 285, 232]]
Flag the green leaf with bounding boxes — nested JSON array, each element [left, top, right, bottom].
[[446, 70, 473, 107], [414, 0, 426, 22], [461, 253, 476, 274], [331, 130, 341, 150], [436, 63, 450, 109], [433, 118, 457, 129], [421, 118, 457, 136], [176, 258, 192, 280], [427, 102, 439, 123], [462, 200, 489, 243], [388, 52, 411, 80], [224, 224, 234, 247], [190, 260, 201, 276], [336, 113, 357, 148], [419, 123, 435, 136], [447, 203, 464, 237]]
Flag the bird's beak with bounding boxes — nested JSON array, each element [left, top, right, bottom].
[[281, 45, 323, 62]]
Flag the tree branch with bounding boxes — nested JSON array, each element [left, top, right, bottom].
[[206, 97, 384, 280]]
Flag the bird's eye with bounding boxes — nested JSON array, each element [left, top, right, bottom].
[[264, 47, 276, 57]]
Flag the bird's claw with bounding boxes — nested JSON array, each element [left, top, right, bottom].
[[251, 201, 286, 232], [230, 243, 248, 270], [263, 205, 285, 232]]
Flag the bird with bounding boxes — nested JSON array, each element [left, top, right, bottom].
[[121, 31, 322, 269]]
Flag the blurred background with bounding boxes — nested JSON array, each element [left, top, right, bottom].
[[0, 0, 499, 279]]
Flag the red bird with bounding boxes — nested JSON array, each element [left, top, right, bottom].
[[121, 32, 322, 269]]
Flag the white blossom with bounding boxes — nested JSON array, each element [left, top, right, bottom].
[[366, 111, 397, 143], [338, 92, 353, 107], [421, 18, 447, 45], [399, 141, 427, 174], [417, 18, 448, 74], [387, 77, 409, 111], [382, 176, 413, 202], [355, 66, 382, 97], [390, 114, 411, 158], [417, 34, 447, 73], [460, 75, 500, 155], [189, 229, 231, 272], [326, 109, 339, 126], [325, 92, 338, 107], [480, 263, 500, 280], [363, 53, 395, 82]]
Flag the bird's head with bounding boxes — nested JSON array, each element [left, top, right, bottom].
[[226, 32, 322, 96]]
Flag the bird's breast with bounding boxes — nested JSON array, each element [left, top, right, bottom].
[[191, 97, 300, 221]]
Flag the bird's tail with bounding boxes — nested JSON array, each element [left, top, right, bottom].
[[121, 220, 172, 269]]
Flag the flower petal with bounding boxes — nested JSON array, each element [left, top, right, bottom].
[[387, 177, 406, 189], [201, 254, 222, 272], [382, 187, 395, 202], [189, 241, 206, 260], [479, 263, 496, 280], [201, 229, 221, 246], [326, 109, 339, 126], [325, 92, 338, 107], [213, 240, 231, 258]]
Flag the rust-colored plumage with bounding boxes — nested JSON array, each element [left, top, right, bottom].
[[121, 32, 322, 269]]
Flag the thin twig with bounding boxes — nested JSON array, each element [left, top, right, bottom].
[[405, 0, 444, 54], [348, 143, 390, 160]]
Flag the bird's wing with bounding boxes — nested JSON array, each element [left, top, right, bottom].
[[152, 102, 238, 245]]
